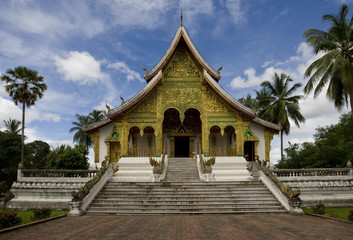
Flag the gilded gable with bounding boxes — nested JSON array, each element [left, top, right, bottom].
[[164, 43, 200, 78]]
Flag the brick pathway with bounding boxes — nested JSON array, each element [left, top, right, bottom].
[[1, 214, 351, 240]]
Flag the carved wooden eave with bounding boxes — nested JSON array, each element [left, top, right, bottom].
[[203, 70, 281, 132], [144, 25, 221, 82], [84, 70, 162, 133]]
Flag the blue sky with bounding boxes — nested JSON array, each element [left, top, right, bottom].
[[0, 0, 351, 164]]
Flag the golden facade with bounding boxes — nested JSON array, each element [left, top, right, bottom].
[[85, 24, 280, 163]]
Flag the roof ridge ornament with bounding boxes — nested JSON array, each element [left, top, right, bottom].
[[181, 9, 183, 26]]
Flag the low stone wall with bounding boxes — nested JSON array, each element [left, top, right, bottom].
[[273, 168, 353, 207], [7, 169, 97, 210]]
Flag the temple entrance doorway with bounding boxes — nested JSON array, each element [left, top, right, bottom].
[[175, 137, 190, 157], [244, 141, 254, 161]]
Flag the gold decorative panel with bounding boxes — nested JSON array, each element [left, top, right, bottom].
[[164, 45, 200, 78]]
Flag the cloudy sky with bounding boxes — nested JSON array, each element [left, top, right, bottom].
[[0, 0, 351, 164]]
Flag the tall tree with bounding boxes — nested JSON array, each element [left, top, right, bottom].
[[303, 4, 353, 113], [1, 66, 47, 167], [89, 109, 105, 122], [238, 94, 258, 112], [69, 109, 106, 148], [69, 114, 93, 148], [258, 73, 305, 162], [3, 118, 21, 134]]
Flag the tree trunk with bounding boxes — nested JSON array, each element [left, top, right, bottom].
[[20, 102, 25, 168], [280, 130, 284, 162], [350, 97, 353, 116]]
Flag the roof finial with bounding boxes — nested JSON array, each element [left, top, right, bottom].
[[181, 9, 183, 26]]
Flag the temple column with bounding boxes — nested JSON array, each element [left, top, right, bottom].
[[264, 130, 275, 162], [90, 131, 100, 162], [189, 137, 194, 156], [201, 115, 209, 156], [235, 127, 243, 156], [155, 85, 163, 156], [116, 120, 128, 157]]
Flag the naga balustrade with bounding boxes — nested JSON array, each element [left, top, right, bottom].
[[272, 168, 349, 178], [21, 169, 98, 178]]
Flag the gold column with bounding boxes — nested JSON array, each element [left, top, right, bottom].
[[235, 127, 243, 156], [155, 86, 163, 156], [90, 131, 100, 162], [254, 141, 259, 160], [189, 137, 194, 156], [119, 120, 128, 157], [201, 85, 209, 156], [264, 130, 275, 162]]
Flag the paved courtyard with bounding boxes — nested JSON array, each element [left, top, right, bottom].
[[1, 214, 352, 240]]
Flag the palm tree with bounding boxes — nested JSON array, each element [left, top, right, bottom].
[[69, 109, 106, 148], [89, 109, 105, 122], [258, 73, 305, 162], [1, 66, 47, 167], [238, 94, 258, 112], [69, 114, 93, 148], [303, 4, 353, 113], [3, 118, 21, 134]]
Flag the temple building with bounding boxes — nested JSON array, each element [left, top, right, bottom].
[[85, 22, 280, 165]]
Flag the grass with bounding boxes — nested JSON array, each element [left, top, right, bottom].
[[17, 209, 69, 224], [303, 207, 353, 221], [1, 208, 69, 227]]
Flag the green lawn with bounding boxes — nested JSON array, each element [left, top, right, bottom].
[[1, 208, 69, 227], [303, 207, 353, 221], [17, 209, 69, 224]]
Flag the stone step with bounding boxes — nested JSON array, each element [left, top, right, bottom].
[[86, 209, 287, 215], [85, 157, 286, 215], [88, 205, 284, 211], [101, 187, 270, 192], [106, 181, 261, 186], [91, 198, 278, 204]]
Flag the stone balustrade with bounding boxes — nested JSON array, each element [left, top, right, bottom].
[[21, 169, 97, 178], [271, 168, 353, 207], [272, 168, 349, 178]]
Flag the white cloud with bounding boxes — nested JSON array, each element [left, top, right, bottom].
[[108, 61, 143, 82], [230, 67, 296, 89], [55, 51, 108, 85], [225, 0, 246, 25], [0, 1, 104, 38]]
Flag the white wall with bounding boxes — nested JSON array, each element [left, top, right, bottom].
[[98, 122, 114, 164], [249, 122, 265, 161]]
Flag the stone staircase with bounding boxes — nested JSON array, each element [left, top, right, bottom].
[[85, 158, 286, 215]]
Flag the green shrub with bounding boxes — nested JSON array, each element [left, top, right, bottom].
[[0, 210, 22, 229], [32, 208, 52, 221], [348, 210, 353, 222], [312, 203, 326, 215]]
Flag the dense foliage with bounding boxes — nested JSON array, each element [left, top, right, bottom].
[[0, 210, 22, 229], [304, 4, 353, 113], [0, 131, 90, 193], [69, 110, 106, 148], [277, 113, 353, 168], [0, 132, 21, 191], [46, 144, 89, 170], [24, 140, 50, 169]]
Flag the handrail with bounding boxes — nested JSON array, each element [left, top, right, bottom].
[[261, 166, 301, 200], [199, 153, 215, 174], [21, 169, 97, 178], [196, 153, 215, 181], [272, 168, 349, 177], [150, 154, 168, 182]]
